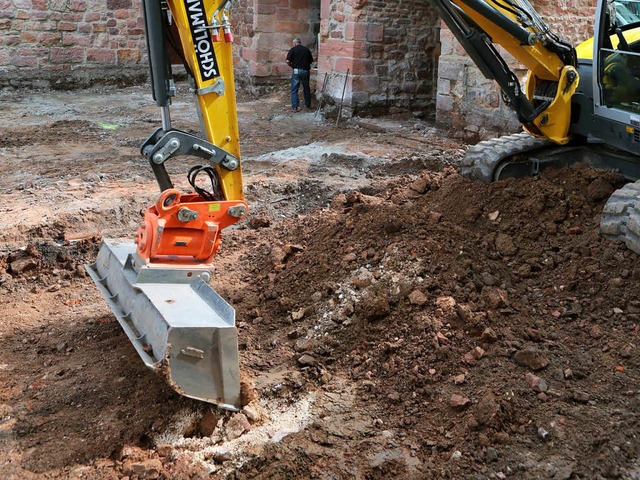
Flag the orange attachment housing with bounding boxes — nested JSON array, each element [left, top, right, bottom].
[[136, 189, 248, 267]]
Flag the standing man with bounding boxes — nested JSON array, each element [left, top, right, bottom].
[[286, 38, 313, 112]]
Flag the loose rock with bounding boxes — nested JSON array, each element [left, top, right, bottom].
[[525, 372, 548, 393], [298, 354, 317, 366], [226, 413, 250, 440], [408, 289, 428, 306], [198, 411, 219, 437], [514, 348, 549, 371], [450, 393, 471, 409], [474, 393, 499, 425]]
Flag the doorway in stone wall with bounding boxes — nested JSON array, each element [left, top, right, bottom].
[[309, 0, 321, 57], [243, 0, 322, 79]]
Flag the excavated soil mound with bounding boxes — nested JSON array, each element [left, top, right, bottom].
[[226, 165, 639, 479]]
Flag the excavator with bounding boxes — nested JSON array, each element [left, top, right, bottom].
[[86, 0, 639, 410], [86, 0, 246, 409], [431, 0, 640, 249]]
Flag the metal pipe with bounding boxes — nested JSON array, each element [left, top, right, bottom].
[[336, 69, 349, 127]]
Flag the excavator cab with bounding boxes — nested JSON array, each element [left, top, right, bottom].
[[590, 0, 640, 159], [597, 1, 640, 111], [86, 0, 247, 410]]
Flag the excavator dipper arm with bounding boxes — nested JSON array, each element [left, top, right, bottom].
[[86, 0, 248, 409], [430, 0, 580, 144]]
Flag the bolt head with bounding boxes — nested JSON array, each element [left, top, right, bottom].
[[227, 205, 247, 218]]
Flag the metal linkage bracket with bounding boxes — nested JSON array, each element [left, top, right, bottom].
[[196, 78, 225, 96], [141, 127, 239, 171]]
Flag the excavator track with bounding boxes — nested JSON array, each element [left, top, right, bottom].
[[601, 181, 640, 254], [459, 132, 554, 183]]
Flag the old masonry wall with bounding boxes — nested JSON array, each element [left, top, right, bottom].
[[0, 0, 595, 134], [0, 0, 148, 88], [0, 0, 440, 118]]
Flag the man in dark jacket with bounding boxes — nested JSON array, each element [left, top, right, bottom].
[[286, 38, 313, 112]]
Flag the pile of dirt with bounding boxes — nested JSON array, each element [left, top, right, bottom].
[[226, 165, 639, 479], [1, 164, 638, 479]]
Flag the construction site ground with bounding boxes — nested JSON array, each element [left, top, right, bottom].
[[0, 84, 639, 480]]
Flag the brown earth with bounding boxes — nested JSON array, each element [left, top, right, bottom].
[[0, 84, 638, 480]]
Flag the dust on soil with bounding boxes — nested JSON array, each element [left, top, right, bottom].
[[0, 84, 639, 480]]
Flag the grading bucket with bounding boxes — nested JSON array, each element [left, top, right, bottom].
[[86, 239, 241, 410]]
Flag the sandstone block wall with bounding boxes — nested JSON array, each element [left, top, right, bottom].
[[0, 0, 441, 120], [0, 0, 148, 88], [0, 0, 600, 130], [234, 0, 320, 81], [436, 1, 598, 140], [316, 0, 440, 117]]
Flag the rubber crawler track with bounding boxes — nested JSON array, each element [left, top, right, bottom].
[[459, 132, 553, 183], [601, 181, 640, 254]]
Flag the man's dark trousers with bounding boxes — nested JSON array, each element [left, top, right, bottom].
[[291, 69, 311, 110]]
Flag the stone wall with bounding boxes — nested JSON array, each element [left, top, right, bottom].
[[436, 1, 598, 140], [234, 0, 320, 81], [0, 0, 440, 118], [0, 0, 148, 88], [317, 0, 440, 117]]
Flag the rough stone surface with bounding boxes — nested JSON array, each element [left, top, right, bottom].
[[0, 0, 147, 87], [226, 413, 250, 441], [514, 348, 550, 371]]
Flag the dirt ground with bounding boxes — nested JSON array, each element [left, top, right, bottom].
[[0, 83, 639, 480]]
